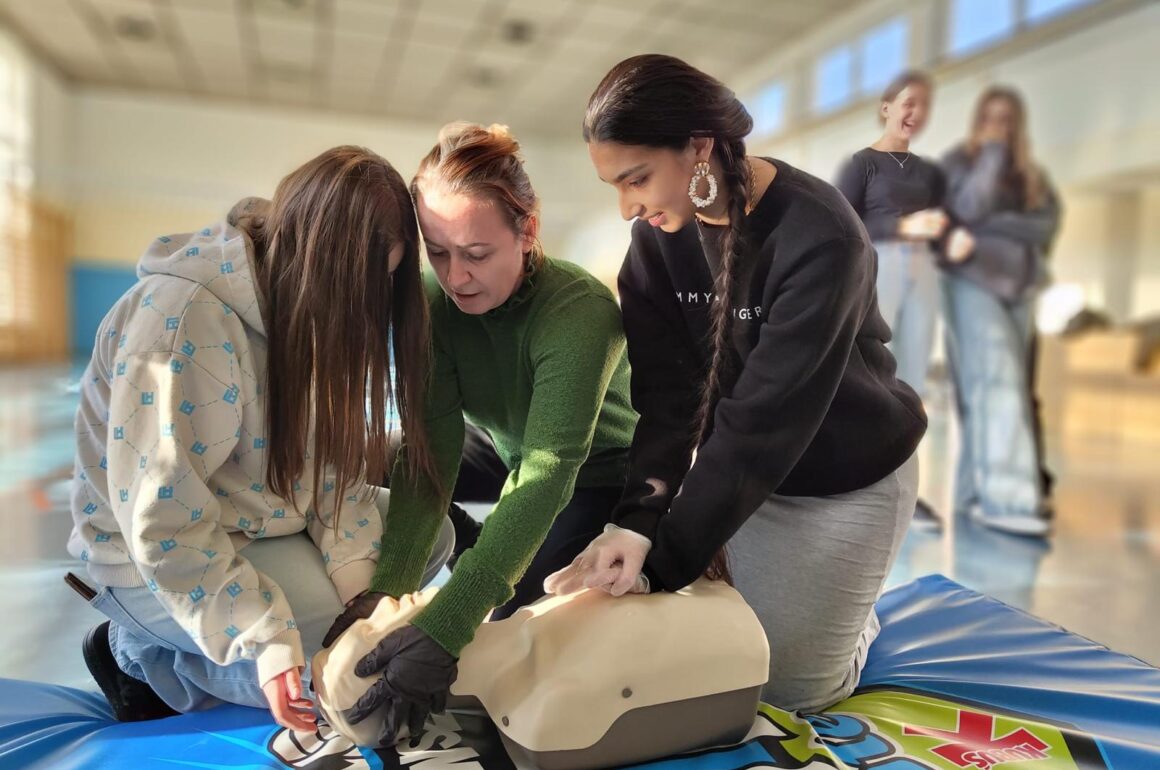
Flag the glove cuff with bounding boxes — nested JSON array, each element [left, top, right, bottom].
[[603, 523, 654, 551]]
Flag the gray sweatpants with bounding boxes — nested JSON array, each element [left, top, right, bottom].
[[729, 453, 918, 712]]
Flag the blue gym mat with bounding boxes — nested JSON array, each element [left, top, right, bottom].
[[2, 574, 1157, 769]]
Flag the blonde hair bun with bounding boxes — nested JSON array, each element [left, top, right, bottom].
[[435, 121, 520, 158]]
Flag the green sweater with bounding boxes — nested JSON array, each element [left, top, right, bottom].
[[371, 258, 638, 655]]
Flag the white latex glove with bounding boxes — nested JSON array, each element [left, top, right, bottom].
[[543, 524, 652, 597], [898, 208, 949, 240], [945, 226, 976, 263]]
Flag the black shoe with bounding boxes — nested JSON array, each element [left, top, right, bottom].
[[83, 621, 178, 722], [447, 503, 483, 569], [911, 498, 943, 533]]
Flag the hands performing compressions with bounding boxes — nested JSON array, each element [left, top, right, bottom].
[[319, 522, 655, 743], [543, 524, 653, 597]]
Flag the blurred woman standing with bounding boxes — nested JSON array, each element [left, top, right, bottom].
[[836, 70, 948, 531], [939, 86, 1061, 537]]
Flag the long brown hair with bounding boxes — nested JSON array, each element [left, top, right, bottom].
[[245, 146, 437, 521], [411, 122, 544, 271], [967, 86, 1045, 210], [585, 54, 750, 584]]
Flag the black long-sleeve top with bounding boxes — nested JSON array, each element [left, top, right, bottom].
[[613, 158, 927, 592]]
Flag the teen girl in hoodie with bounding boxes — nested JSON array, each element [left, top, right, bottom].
[[68, 147, 439, 730]]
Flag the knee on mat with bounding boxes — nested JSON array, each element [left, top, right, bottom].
[[759, 652, 862, 714]]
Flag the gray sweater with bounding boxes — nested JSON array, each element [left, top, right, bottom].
[[940, 142, 1061, 301]]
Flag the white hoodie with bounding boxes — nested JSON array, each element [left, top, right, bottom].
[[68, 216, 381, 687]]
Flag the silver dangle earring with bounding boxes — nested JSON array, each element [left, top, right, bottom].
[[688, 161, 718, 209]]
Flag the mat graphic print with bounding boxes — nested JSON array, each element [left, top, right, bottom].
[[264, 687, 1108, 770]]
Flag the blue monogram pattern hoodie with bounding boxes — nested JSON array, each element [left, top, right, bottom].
[[68, 208, 380, 686]]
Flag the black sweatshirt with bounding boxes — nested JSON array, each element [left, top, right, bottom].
[[835, 148, 946, 241], [613, 158, 927, 592]]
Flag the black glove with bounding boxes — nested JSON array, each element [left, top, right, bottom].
[[347, 625, 459, 742], [322, 591, 389, 649]]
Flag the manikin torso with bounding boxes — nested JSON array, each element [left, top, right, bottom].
[[313, 579, 769, 766]]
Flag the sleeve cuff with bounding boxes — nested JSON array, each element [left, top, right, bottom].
[[641, 561, 664, 593], [371, 530, 435, 596], [882, 215, 901, 240], [329, 558, 377, 605], [613, 507, 662, 542], [642, 548, 697, 594], [411, 549, 512, 657], [255, 630, 305, 689]]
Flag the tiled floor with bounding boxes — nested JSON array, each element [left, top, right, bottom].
[[1, 361, 1157, 694]]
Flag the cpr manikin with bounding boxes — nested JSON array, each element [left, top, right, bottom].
[[313, 579, 769, 769]]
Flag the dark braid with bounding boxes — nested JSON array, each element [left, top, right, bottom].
[[585, 55, 755, 585], [694, 139, 751, 444], [698, 141, 749, 585], [691, 142, 747, 584]]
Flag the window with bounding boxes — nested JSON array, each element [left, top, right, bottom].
[[0, 30, 53, 362], [810, 16, 910, 115], [750, 80, 787, 138], [1026, 0, 1099, 24], [860, 17, 909, 96], [948, 0, 1103, 58], [948, 0, 1016, 55], [814, 45, 853, 114]]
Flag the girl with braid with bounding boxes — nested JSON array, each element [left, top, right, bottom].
[[545, 55, 926, 712]]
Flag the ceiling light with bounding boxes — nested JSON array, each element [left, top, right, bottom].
[[469, 67, 499, 88], [502, 19, 534, 45], [112, 15, 157, 43]]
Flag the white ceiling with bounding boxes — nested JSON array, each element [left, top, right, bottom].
[[0, 0, 856, 136]]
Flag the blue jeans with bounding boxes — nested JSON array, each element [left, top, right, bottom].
[[92, 508, 454, 712], [941, 274, 1041, 518], [875, 240, 939, 399]]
